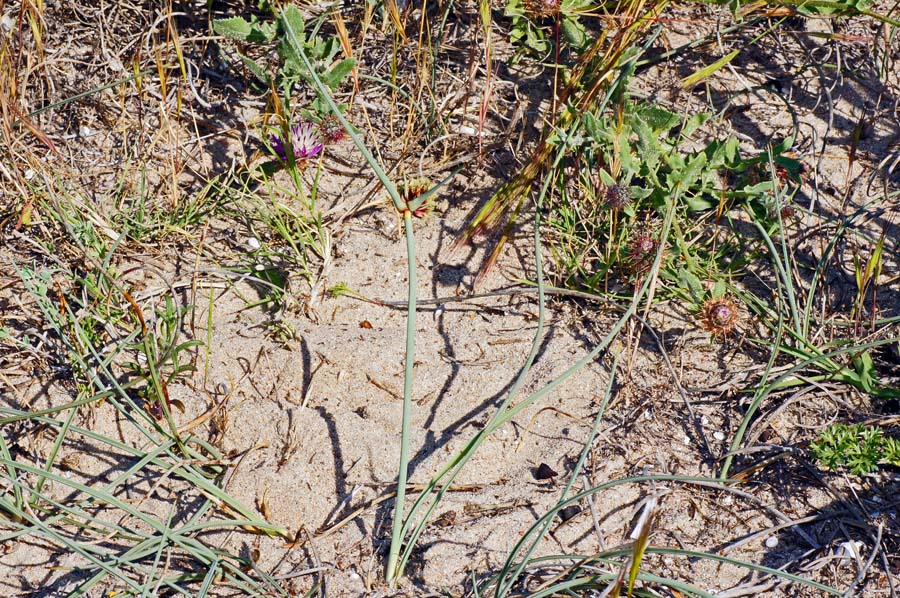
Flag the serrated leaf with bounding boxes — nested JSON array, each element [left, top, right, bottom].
[[681, 113, 711, 137], [239, 54, 270, 84], [322, 58, 355, 90], [560, 17, 588, 49], [637, 106, 680, 135], [583, 112, 606, 142], [671, 152, 707, 190], [213, 16, 253, 40], [281, 5, 306, 45], [678, 268, 704, 302], [247, 22, 276, 44]]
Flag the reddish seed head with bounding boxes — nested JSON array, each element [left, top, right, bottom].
[[626, 232, 659, 275], [318, 115, 346, 145], [700, 296, 739, 337], [605, 184, 631, 210], [400, 178, 435, 218], [524, 0, 560, 18]]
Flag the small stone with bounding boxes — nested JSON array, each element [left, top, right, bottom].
[[247, 237, 261, 250], [533, 463, 558, 480], [557, 505, 581, 522], [713, 431, 726, 441], [765, 536, 778, 548], [834, 540, 862, 564]]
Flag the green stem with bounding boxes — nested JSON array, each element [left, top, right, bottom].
[[386, 210, 417, 586]]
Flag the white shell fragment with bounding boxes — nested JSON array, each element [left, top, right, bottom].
[[834, 540, 863, 564]]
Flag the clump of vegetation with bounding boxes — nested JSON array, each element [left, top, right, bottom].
[[811, 423, 900, 475], [2, 0, 899, 596]]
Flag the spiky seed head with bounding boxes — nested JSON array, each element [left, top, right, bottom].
[[400, 178, 435, 218], [524, 0, 560, 18], [626, 232, 658, 275], [318, 115, 346, 145], [700, 296, 739, 337], [605, 184, 631, 209]]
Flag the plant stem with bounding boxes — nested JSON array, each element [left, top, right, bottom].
[[386, 210, 417, 587]]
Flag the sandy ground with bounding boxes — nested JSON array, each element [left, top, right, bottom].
[[1, 1, 899, 596]]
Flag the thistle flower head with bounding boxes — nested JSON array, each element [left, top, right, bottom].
[[626, 232, 659, 275], [604, 184, 631, 210], [400, 177, 435, 218], [318, 115, 347, 145], [524, 0, 560, 18], [700, 296, 739, 338], [269, 120, 324, 163]]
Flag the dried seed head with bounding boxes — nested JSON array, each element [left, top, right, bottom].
[[604, 184, 632, 209], [626, 232, 659, 275], [700, 296, 739, 337], [524, 0, 560, 18], [779, 202, 796, 220], [400, 178, 435, 218], [318, 115, 346, 145]]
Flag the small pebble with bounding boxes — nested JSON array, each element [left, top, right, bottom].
[[557, 505, 581, 522], [701, 415, 709, 425], [683, 435, 691, 445], [834, 540, 862, 563], [713, 431, 726, 441], [24, 169, 35, 181], [765, 536, 778, 548], [247, 237, 261, 250], [721, 495, 733, 506], [533, 463, 558, 481]]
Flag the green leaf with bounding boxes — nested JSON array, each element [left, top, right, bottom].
[[239, 54, 270, 85], [685, 195, 715, 211], [681, 113, 711, 137], [213, 17, 253, 40], [322, 58, 356, 90], [583, 112, 609, 143], [852, 351, 877, 393], [681, 50, 740, 88], [637, 106, 680, 135], [669, 152, 707, 191], [597, 168, 616, 187], [560, 17, 588, 49], [712, 279, 727, 299], [281, 5, 306, 45], [678, 268, 704, 302], [213, 16, 275, 43]]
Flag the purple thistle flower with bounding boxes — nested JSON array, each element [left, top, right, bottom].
[[269, 121, 324, 163]]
